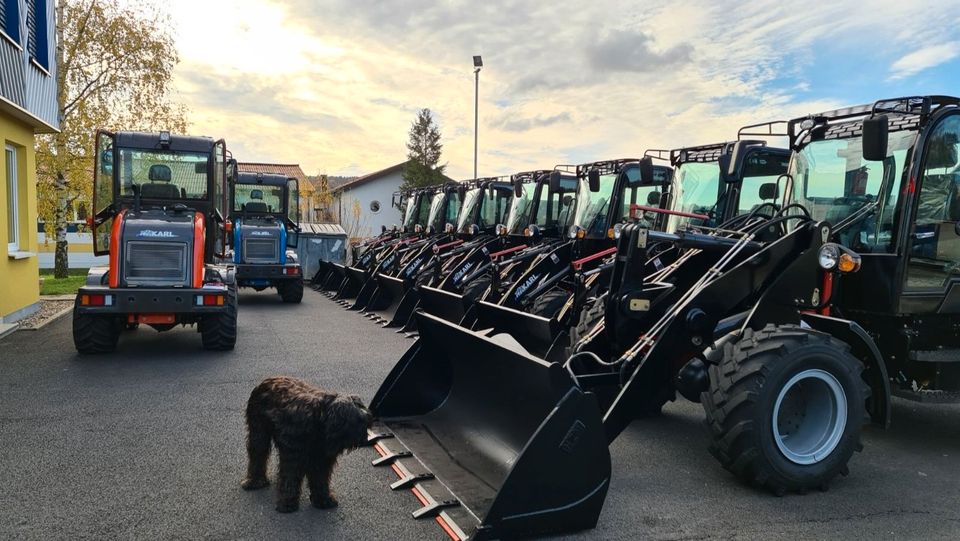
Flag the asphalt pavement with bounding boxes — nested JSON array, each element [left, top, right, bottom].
[[1, 288, 959, 540]]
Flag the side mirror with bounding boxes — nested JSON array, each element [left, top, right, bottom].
[[549, 171, 562, 193], [646, 191, 661, 206], [639, 156, 654, 184], [758, 182, 779, 200], [587, 169, 600, 192], [226, 158, 238, 181], [381, 225, 387, 233], [514, 179, 524, 198], [286, 229, 299, 248], [862, 115, 889, 161], [727, 141, 747, 178]]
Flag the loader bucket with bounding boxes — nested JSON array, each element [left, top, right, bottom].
[[339, 265, 368, 307], [381, 274, 419, 329], [418, 285, 468, 323], [473, 300, 563, 361], [362, 273, 406, 324], [348, 267, 378, 311], [370, 313, 611, 540], [328, 263, 355, 299]]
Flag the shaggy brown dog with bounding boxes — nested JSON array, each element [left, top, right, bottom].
[[241, 376, 372, 512]]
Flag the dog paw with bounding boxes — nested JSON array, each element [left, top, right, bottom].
[[275, 501, 299, 513], [311, 495, 339, 509], [241, 477, 270, 491]]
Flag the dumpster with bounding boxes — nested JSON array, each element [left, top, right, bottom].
[[297, 223, 348, 279]]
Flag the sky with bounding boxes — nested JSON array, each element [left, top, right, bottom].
[[154, 0, 960, 178]]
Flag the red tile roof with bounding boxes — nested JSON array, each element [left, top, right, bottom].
[[238, 163, 314, 194]]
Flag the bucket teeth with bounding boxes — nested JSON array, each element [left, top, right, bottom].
[[371, 450, 412, 467], [412, 498, 460, 519], [390, 472, 435, 491]]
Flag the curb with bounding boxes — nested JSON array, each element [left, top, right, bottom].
[[19, 305, 73, 332], [0, 323, 20, 341]]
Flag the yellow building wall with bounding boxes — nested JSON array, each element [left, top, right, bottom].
[[0, 114, 41, 322]]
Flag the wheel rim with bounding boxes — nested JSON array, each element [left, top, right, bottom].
[[772, 368, 847, 465]]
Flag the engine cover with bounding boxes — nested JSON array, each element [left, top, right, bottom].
[[120, 209, 196, 287], [236, 217, 283, 264]]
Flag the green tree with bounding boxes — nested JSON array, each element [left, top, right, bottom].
[[37, 0, 188, 278], [401, 108, 446, 189]]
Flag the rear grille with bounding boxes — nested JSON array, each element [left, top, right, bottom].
[[244, 238, 278, 263], [124, 241, 189, 285]]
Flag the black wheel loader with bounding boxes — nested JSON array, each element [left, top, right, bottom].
[[417, 169, 581, 326], [227, 171, 303, 303], [365, 96, 960, 539], [73, 131, 237, 353]]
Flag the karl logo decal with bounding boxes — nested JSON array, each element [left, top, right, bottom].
[[514, 273, 541, 300], [250, 230, 273, 236], [452, 261, 475, 283], [137, 230, 176, 238]]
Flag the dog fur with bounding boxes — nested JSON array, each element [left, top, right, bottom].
[[241, 376, 372, 512]]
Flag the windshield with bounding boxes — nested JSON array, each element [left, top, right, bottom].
[[426, 193, 445, 229], [118, 148, 209, 200], [574, 165, 668, 236], [532, 176, 577, 231], [506, 183, 535, 234], [669, 162, 721, 230], [233, 184, 283, 213], [402, 195, 417, 227], [789, 129, 917, 251], [457, 189, 482, 232]]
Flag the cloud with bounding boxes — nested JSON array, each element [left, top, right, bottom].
[[490, 112, 572, 132], [127, 0, 960, 180], [889, 42, 960, 79], [586, 30, 693, 73]]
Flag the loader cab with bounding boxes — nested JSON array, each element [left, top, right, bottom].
[[569, 159, 673, 250], [665, 141, 789, 232], [400, 189, 433, 235], [424, 183, 463, 236], [505, 169, 577, 240], [90, 130, 229, 264], [455, 178, 514, 236], [227, 171, 300, 263]]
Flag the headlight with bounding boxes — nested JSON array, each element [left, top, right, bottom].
[[495, 224, 507, 236], [445, 222, 455, 233], [470, 224, 480, 236], [524, 224, 541, 238], [818, 244, 840, 270], [612, 223, 624, 239], [414, 224, 423, 234], [568, 225, 584, 239], [838, 252, 861, 273]]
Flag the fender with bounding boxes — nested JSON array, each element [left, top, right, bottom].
[[800, 312, 892, 428], [108, 210, 127, 288], [233, 218, 242, 264], [193, 212, 205, 287]]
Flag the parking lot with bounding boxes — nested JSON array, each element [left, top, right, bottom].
[[1, 289, 959, 540]]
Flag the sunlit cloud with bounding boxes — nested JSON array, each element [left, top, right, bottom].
[[133, 0, 960, 178]]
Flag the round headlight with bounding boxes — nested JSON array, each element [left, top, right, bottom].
[[445, 222, 455, 233], [613, 223, 624, 239], [568, 225, 580, 239], [818, 243, 840, 270], [495, 224, 507, 236], [414, 224, 423, 234], [527, 224, 541, 238], [470, 224, 480, 236]]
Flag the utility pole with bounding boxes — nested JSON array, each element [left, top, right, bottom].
[[473, 55, 483, 179]]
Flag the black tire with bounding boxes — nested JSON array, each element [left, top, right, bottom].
[[702, 324, 868, 495], [72, 302, 120, 354], [462, 276, 491, 303], [530, 288, 569, 319], [201, 290, 238, 350], [277, 279, 303, 303], [569, 294, 606, 353]]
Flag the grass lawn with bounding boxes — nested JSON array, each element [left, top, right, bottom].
[[39, 268, 89, 296]]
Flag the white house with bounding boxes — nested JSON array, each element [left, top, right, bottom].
[[333, 162, 407, 238]]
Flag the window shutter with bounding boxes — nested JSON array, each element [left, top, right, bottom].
[[26, 0, 37, 57]]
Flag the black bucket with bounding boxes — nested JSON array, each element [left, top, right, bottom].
[[363, 273, 406, 325], [337, 265, 367, 306], [381, 275, 419, 329], [370, 313, 611, 540], [418, 285, 468, 324], [473, 300, 564, 361]]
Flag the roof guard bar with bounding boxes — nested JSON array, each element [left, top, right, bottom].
[[738, 120, 788, 139], [575, 159, 641, 177], [644, 149, 671, 162]]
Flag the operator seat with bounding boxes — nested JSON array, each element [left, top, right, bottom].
[[243, 201, 269, 213], [140, 164, 181, 199]]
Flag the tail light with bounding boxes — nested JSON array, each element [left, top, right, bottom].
[[80, 294, 114, 306], [195, 294, 225, 306]]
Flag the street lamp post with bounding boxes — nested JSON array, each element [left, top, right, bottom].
[[473, 55, 483, 179]]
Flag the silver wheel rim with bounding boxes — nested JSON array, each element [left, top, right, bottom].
[[772, 368, 847, 465]]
